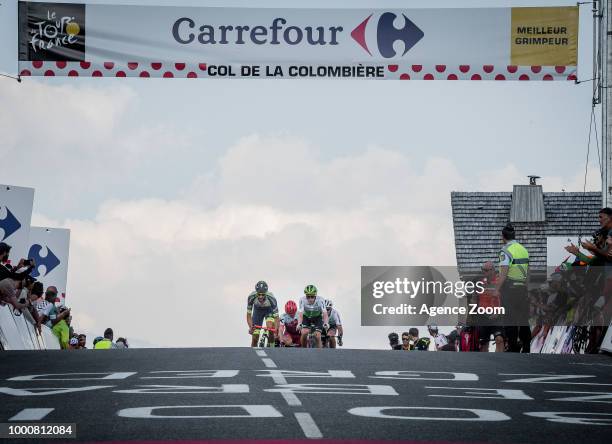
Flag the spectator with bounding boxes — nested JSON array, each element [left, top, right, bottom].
[[93, 336, 103, 347], [476, 261, 505, 353], [0, 242, 35, 282], [115, 337, 129, 348], [445, 327, 461, 351], [408, 328, 420, 348], [400, 332, 412, 350], [94, 328, 116, 349], [403, 328, 431, 351], [45, 286, 59, 306], [388, 332, 402, 350], [52, 306, 71, 349], [428, 325, 449, 351], [77, 334, 87, 349], [0, 275, 27, 311], [25, 281, 44, 332], [35, 287, 70, 331]]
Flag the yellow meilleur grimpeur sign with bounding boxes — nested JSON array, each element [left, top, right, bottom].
[[511, 6, 578, 66]]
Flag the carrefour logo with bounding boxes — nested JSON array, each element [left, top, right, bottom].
[[28, 244, 60, 278], [351, 12, 424, 58], [171, 12, 423, 58], [0, 206, 21, 242]]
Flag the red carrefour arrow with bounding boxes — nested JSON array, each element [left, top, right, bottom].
[[351, 14, 373, 56]]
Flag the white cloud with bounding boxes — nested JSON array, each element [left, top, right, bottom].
[[0, 80, 196, 216]]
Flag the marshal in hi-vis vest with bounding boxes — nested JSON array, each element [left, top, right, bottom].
[[499, 240, 529, 283]]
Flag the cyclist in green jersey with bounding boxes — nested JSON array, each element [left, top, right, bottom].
[[297, 284, 329, 348]]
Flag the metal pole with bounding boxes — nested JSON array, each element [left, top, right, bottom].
[[604, 0, 612, 206]]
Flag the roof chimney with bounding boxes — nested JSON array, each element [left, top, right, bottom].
[[528, 175, 541, 185]]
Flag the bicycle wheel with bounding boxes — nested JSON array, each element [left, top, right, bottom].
[[258, 333, 267, 348]]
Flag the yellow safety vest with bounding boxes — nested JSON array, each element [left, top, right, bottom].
[[500, 240, 529, 283], [94, 338, 113, 349]]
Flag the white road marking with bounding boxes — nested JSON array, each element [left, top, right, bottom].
[[252, 349, 302, 406], [262, 358, 277, 368], [118, 404, 283, 419], [9, 408, 54, 421], [255, 350, 268, 357], [294, 412, 323, 438], [569, 362, 612, 367]]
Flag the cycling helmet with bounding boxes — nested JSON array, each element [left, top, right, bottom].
[[255, 280, 268, 294], [324, 299, 333, 310], [304, 284, 318, 296], [428, 324, 438, 333], [285, 300, 297, 316]]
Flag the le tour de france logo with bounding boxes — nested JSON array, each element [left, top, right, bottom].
[[351, 12, 424, 58], [24, 2, 86, 61], [27, 244, 61, 278]]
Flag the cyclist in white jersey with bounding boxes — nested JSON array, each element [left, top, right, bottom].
[[297, 284, 329, 348], [324, 299, 343, 348]]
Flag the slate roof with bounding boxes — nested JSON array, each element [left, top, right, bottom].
[[451, 188, 601, 279]]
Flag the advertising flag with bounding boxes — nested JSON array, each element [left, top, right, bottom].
[[0, 185, 35, 263], [27, 227, 71, 305]]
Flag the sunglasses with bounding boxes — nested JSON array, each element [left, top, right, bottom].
[[306, 295, 316, 298]]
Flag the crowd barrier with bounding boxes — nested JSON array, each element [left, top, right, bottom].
[[0, 305, 60, 350], [602, 322, 612, 353]]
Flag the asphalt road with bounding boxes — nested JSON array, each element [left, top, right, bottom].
[[0, 348, 611, 443]]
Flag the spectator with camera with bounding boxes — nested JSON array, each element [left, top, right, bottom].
[[0, 242, 36, 282]]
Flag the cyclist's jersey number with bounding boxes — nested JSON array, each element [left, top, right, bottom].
[[298, 295, 326, 318]]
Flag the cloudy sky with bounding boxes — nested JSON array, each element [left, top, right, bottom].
[[0, 0, 602, 348]]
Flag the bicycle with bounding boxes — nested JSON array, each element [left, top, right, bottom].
[[253, 324, 276, 348], [322, 334, 343, 348]]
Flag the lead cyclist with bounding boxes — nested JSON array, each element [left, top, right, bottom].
[[246, 280, 280, 347], [324, 299, 343, 348]]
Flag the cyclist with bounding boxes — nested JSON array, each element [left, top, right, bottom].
[[297, 284, 329, 348], [246, 280, 279, 347], [279, 300, 301, 347], [324, 299, 343, 348]]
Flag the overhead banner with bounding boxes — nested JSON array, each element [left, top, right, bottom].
[[18, 2, 578, 81], [27, 227, 70, 305], [0, 185, 34, 264]]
